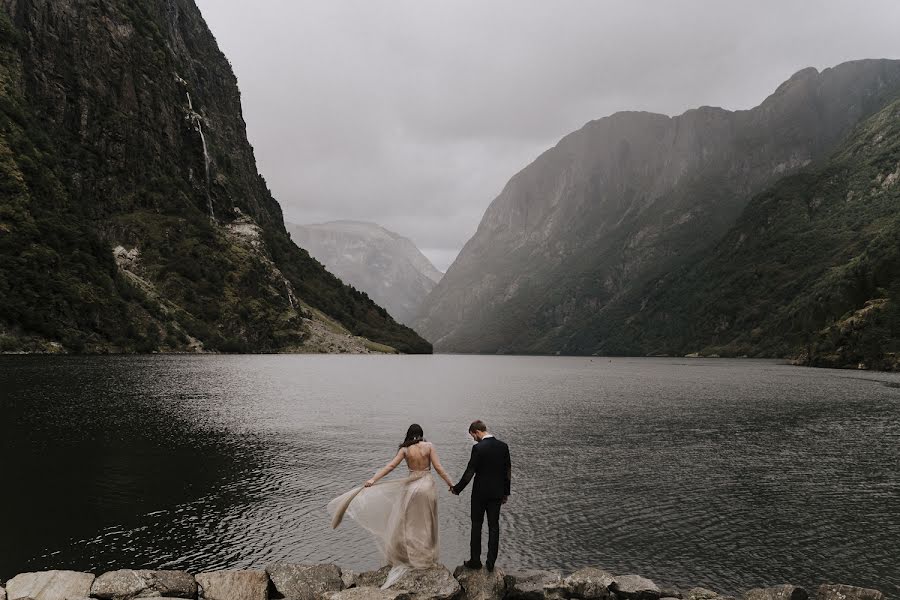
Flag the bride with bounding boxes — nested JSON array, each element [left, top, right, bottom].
[[328, 424, 455, 586]]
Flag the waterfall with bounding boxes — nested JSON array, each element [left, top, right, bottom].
[[185, 91, 214, 221]]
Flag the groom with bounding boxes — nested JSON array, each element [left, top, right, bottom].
[[451, 420, 512, 572]]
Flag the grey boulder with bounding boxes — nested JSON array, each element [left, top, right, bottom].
[[266, 564, 343, 600], [324, 589, 410, 600], [452, 566, 506, 600], [614, 575, 660, 600], [196, 570, 269, 600], [563, 569, 617, 600], [745, 586, 808, 600], [91, 570, 197, 600], [816, 586, 883, 600], [685, 590, 722, 600], [357, 567, 459, 600], [340, 572, 358, 591], [504, 570, 565, 600], [7, 571, 96, 600]]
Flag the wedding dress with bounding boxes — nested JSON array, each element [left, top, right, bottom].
[[328, 467, 439, 588]]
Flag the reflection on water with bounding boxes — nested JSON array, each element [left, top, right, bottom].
[[1, 355, 898, 596]]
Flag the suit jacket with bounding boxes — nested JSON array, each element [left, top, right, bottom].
[[453, 436, 511, 500]]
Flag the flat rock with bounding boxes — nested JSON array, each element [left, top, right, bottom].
[[7, 571, 96, 600], [685, 590, 721, 600], [91, 570, 197, 600], [196, 570, 268, 600], [324, 589, 410, 600], [340, 573, 358, 591], [266, 564, 343, 600], [452, 566, 505, 600], [816, 586, 884, 600], [504, 570, 565, 600], [658, 588, 683, 600], [614, 575, 660, 600], [357, 567, 458, 600], [563, 569, 616, 600], [745, 586, 808, 600]]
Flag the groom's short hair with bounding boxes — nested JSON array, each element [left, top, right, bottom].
[[469, 420, 487, 433]]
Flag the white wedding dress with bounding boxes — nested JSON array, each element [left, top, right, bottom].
[[328, 461, 440, 588]]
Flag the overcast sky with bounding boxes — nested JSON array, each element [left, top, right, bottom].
[[194, 1, 900, 271]]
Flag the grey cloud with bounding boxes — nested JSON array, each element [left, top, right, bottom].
[[197, 0, 900, 273]]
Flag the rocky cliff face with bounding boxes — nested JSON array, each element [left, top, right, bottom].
[[619, 97, 900, 369], [415, 60, 900, 355], [286, 221, 442, 327], [0, 0, 431, 353]]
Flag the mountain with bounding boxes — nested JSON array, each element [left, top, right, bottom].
[[0, 0, 430, 354], [415, 59, 900, 358], [285, 221, 442, 327], [611, 97, 900, 369]]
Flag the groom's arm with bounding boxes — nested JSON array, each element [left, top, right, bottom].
[[452, 445, 480, 494]]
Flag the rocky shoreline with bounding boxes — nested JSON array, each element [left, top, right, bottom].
[[0, 565, 886, 600]]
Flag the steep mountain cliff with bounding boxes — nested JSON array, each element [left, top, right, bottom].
[[612, 98, 900, 369], [0, 0, 431, 354], [415, 59, 900, 356], [286, 221, 442, 327]]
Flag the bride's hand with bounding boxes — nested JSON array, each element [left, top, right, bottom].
[[364, 479, 375, 487]]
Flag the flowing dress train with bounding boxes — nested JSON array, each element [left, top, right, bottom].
[[328, 469, 439, 588]]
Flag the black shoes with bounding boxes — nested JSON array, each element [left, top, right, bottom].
[[463, 559, 483, 570]]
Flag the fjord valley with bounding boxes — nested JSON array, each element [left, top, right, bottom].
[[415, 60, 900, 369], [0, 0, 430, 354], [286, 221, 443, 327]]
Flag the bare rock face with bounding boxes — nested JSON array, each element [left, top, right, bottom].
[[196, 571, 268, 600], [324, 589, 411, 600], [7, 571, 96, 600], [91, 570, 197, 600], [266, 564, 343, 600], [745, 586, 808, 600], [452, 566, 506, 600], [614, 576, 660, 600], [816, 586, 884, 600], [563, 568, 617, 600], [356, 567, 459, 600], [503, 570, 565, 600]]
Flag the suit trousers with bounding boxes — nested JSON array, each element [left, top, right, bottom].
[[470, 495, 502, 565]]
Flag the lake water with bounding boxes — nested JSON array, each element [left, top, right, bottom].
[[1, 355, 898, 595]]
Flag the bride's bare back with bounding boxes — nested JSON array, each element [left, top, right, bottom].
[[366, 441, 454, 488]]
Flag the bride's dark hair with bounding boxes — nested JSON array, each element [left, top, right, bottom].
[[400, 424, 425, 448]]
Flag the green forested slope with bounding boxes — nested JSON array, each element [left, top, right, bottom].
[[0, 2, 430, 354]]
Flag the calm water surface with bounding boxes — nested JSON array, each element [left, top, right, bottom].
[[1, 355, 898, 595]]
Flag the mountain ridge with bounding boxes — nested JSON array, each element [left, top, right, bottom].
[[416, 59, 900, 359]]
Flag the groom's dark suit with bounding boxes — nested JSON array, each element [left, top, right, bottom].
[[453, 435, 511, 568]]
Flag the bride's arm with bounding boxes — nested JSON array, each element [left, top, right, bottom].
[[365, 448, 405, 487], [429, 444, 455, 488]]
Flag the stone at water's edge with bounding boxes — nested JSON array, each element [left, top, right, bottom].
[[265, 564, 343, 600], [341, 572, 359, 590], [357, 567, 460, 600], [452, 566, 506, 600], [563, 568, 616, 600], [7, 571, 96, 600], [91, 570, 197, 600], [196, 570, 268, 600], [685, 589, 723, 600], [324, 588, 411, 600], [503, 570, 565, 600], [816, 585, 884, 600], [614, 575, 660, 600], [657, 587, 683, 600], [745, 586, 808, 600]]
